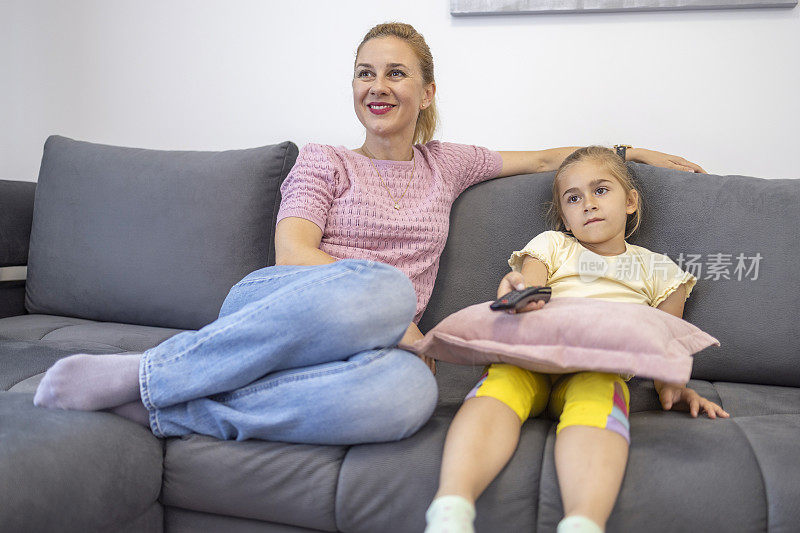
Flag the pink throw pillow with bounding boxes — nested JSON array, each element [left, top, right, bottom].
[[403, 298, 720, 383]]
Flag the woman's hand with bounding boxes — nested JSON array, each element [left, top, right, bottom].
[[419, 355, 437, 375], [497, 271, 547, 314], [399, 323, 436, 375], [657, 382, 730, 419], [628, 148, 707, 174]]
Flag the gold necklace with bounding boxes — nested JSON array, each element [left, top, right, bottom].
[[362, 146, 415, 210]]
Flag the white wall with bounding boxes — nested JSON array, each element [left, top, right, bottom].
[[2, 0, 798, 181]]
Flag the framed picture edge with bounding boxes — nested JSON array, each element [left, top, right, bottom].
[[450, 0, 799, 16]]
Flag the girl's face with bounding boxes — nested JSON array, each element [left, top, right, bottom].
[[557, 160, 639, 254], [352, 36, 434, 145]]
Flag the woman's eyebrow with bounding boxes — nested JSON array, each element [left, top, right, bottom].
[[355, 62, 409, 69]]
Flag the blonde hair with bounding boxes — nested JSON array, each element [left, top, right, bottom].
[[355, 22, 438, 145], [546, 146, 643, 239]]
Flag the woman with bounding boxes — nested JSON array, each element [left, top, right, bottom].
[[33, 22, 705, 446]]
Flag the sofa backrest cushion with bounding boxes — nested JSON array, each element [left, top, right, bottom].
[[0, 180, 36, 268], [421, 163, 800, 388], [25, 136, 298, 330]]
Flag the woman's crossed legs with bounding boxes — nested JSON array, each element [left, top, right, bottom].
[[34, 260, 438, 444]]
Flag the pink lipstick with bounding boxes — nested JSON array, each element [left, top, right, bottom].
[[367, 103, 396, 115]]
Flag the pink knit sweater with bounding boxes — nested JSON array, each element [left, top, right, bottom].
[[276, 141, 504, 323]]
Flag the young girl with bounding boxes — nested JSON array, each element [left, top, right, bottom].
[[424, 146, 729, 533]]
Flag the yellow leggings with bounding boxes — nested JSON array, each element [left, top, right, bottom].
[[464, 364, 631, 444]]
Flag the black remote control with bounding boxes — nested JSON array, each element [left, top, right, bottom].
[[490, 286, 552, 311]]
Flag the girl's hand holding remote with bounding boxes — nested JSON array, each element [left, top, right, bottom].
[[497, 271, 547, 314]]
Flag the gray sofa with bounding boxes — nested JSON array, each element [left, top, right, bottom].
[[1, 135, 799, 533]]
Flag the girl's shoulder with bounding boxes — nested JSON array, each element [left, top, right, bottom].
[[625, 241, 654, 257], [624, 242, 686, 280], [548, 230, 579, 250], [521, 230, 577, 254], [523, 229, 563, 244], [625, 242, 673, 263]]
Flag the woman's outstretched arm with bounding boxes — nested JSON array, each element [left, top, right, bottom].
[[497, 147, 707, 177]]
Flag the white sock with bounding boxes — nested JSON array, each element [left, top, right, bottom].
[[424, 495, 476, 533], [557, 515, 603, 533]]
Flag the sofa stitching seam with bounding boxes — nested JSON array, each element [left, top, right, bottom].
[[710, 380, 725, 412], [729, 416, 770, 532], [534, 423, 554, 532], [334, 446, 350, 531], [38, 325, 129, 352], [38, 325, 68, 341]]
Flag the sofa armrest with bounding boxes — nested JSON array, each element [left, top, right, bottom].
[[0, 179, 36, 318]]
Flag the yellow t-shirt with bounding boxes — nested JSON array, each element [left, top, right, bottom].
[[508, 231, 697, 383], [508, 231, 696, 308]]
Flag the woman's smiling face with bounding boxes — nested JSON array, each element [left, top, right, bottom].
[[352, 36, 433, 144]]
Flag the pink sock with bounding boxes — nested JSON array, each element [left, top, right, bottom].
[[33, 353, 142, 411]]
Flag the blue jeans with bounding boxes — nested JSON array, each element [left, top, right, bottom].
[[138, 259, 438, 444]]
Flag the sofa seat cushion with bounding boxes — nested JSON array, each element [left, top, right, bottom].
[[729, 414, 800, 532], [0, 314, 183, 391], [712, 381, 800, 417], [538, 410, 781, 532], [617, 412, 799, 532], [0, 313, 184, 346], [1, 339, 120, 391], [628, 379, 800, 418], [335, 407, 799, 533], [336, 412, 551, 533], [165, 507, 325, 532], [162, 434, 348, 532], [0, 392, 164, 532]]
